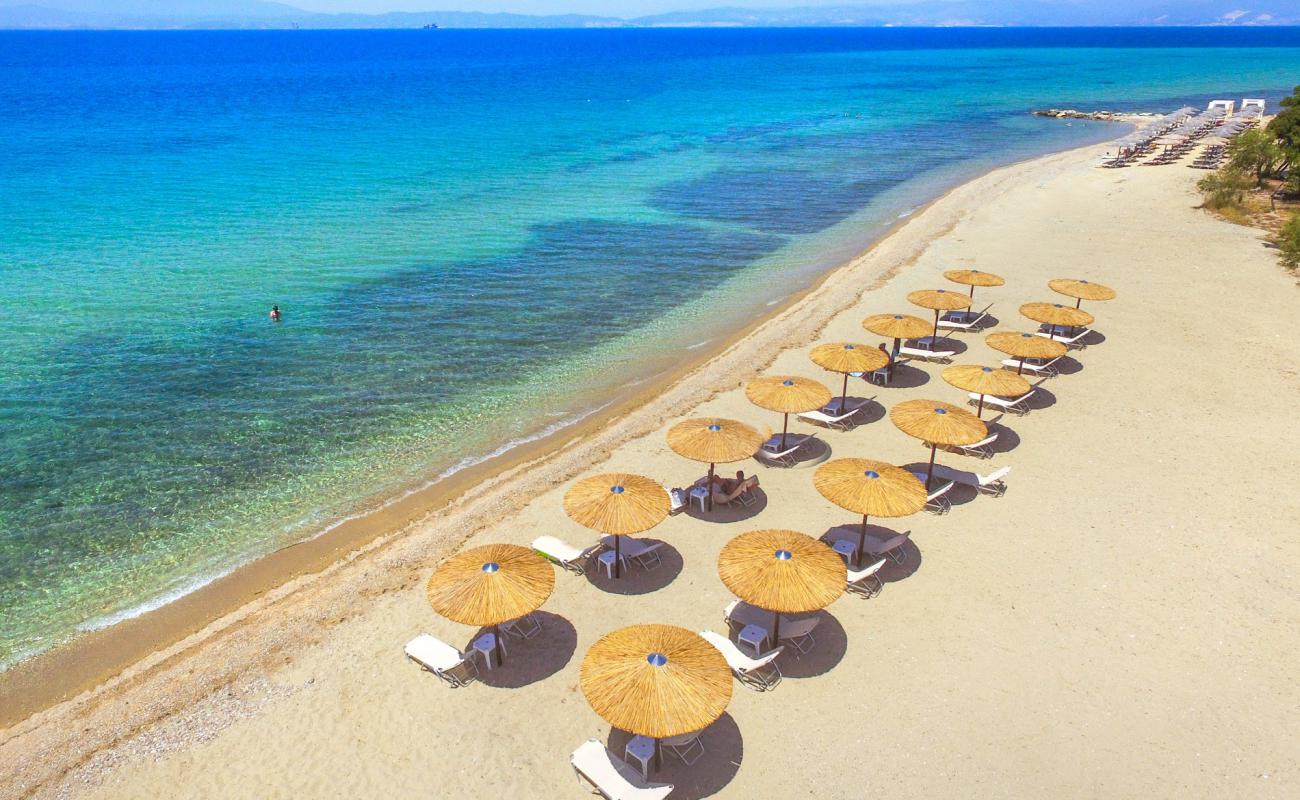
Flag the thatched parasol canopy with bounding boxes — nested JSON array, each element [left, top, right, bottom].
[[891, 399, 987, 491], [862, 313, 932, 341], [580, 624, 732, 740], [745, 376, 832, 414], [746, 376, 833, 451], [942, 364, 1031, 398], [1020, 302, 1095, 329], [943, 364, 1031, 418], [944, 268, 1005, 288], [813, 458, 926, 519], [717, 529, 845, 614], [667, 417, 763, 465], [907, 288, 973, 312], [426, 543, 555, 627], [809, 342, 889, 375], [564, 473, 669, 536], [987, 330, 1069, 364], [1049, 278, 1116, 305], [890, 398, 987, 447]]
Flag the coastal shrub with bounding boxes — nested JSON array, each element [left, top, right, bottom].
[[1197, 167, 1252, 213], [1226, 129, 1284, 186], [1278, 214, 1300, 269], [1268, 85, 1300, 155]]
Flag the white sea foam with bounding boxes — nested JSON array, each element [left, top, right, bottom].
[[76, 564, 238, 634], [685, 339, 712, 350]]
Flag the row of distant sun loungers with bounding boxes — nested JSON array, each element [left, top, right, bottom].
[[1101, 104, 1261, 170]]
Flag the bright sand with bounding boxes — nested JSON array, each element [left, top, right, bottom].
[[3, 138, 1298, 799]]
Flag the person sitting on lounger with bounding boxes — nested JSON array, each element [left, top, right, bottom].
[[712, 471, 759, 505]]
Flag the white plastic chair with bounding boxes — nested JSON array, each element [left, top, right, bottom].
[[661, 731, 706, 766], [404, 634, 478, 687]]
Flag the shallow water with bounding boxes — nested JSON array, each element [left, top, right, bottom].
[[2, 27, 1299, 667]]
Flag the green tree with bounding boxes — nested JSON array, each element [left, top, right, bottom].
[[1279, 214, 1300, 268], [1227, 128, 1284, 186], [1267, 85, 1300, 170], [1197, 167, 1252, 211]]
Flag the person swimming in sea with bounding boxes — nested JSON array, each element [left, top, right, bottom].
[[269, 305, 282, 322]]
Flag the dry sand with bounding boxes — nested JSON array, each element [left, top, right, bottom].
[[3, 139, 1298, 800]]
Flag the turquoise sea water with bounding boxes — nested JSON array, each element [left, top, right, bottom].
[[2, 28, 1299, 668]]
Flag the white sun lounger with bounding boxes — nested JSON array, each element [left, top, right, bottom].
[[950, 431, 999, 459], [1001, 356, 1062, 377], [930, 464, 1011, 497], [700, 629, 783, 690], [969, 389, 1036, 416], [938, 304, 992, 332], [532, 535, 598, 575], [757, 432, 818, 467], [797, 398, 870, 430], [898, 344, 956, 363], [910, 472, 955, 514], [1034, 327, 1090, 349], [404, 634, 478, 687], [846, 557, 888, 598], [570, 738, 675, 800]]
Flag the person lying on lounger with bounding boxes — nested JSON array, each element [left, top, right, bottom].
[[695, 470, 759, 504]]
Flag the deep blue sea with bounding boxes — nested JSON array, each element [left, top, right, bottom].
[[2, 27, 1298, 668]]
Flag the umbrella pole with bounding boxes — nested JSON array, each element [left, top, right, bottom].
[[494, 623, 504, 666], [969, 285, 975, 299], [780, 413, 789, 451], [926, 445, 937, 491], [614, 534, 621, 579], [858, 514, 869, 569], [772, 609, 781, 650], [840, 373, 849, 412], [931, 310, 940, 345], [1075, 297, 1082, 309], [706, 463, 715, 512], [890, 338, 900, 380], [977, 394, 985, 418], [1017, 357, 1026, 376]]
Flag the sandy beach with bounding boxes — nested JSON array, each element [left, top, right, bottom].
[[3, 135, 1298, 800]]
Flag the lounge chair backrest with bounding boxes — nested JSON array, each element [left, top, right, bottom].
[[781, 616, 820, 638], [984, 466, 1011, 483]]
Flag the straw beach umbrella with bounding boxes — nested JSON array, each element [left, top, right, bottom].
[[426, 543, 555, 665], [718, 529, 844, 641], [908, 288, 973, 343], [814, 458, 925, 564], [944, 268, 1005, 300], [581, 624, 732, 766], [564, 473, 669, 579], [862, 313, 931, 378], [986, 331, 1068, 375], [942, 364, 1031, 418], [1048, 278, 1116, 309], [1020, 302, 1095, 338], [890, 399, 987, 490], [667, 417, 764, 512], [745, 375, 832, 451], [809, 342, 888, 411]]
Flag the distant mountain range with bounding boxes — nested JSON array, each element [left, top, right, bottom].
[[2, 1, 1297, 29]]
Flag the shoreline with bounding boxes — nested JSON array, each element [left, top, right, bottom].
[[4, 119, 1297, 799], [0, 131, 1126, 730]]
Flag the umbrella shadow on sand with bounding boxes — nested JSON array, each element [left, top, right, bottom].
[[1053, 356, 1085, 376], [584, 539, 683, 595], [902, 461, 979, 511], [605, 713, 743, 799], [873, 363, 931, 389], [683, 491, 768, 523], [772, 610, 847, 679], [821, 523, 923, 585], [470, 611, 577, 689], [1022, 386, 1057, 412]]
